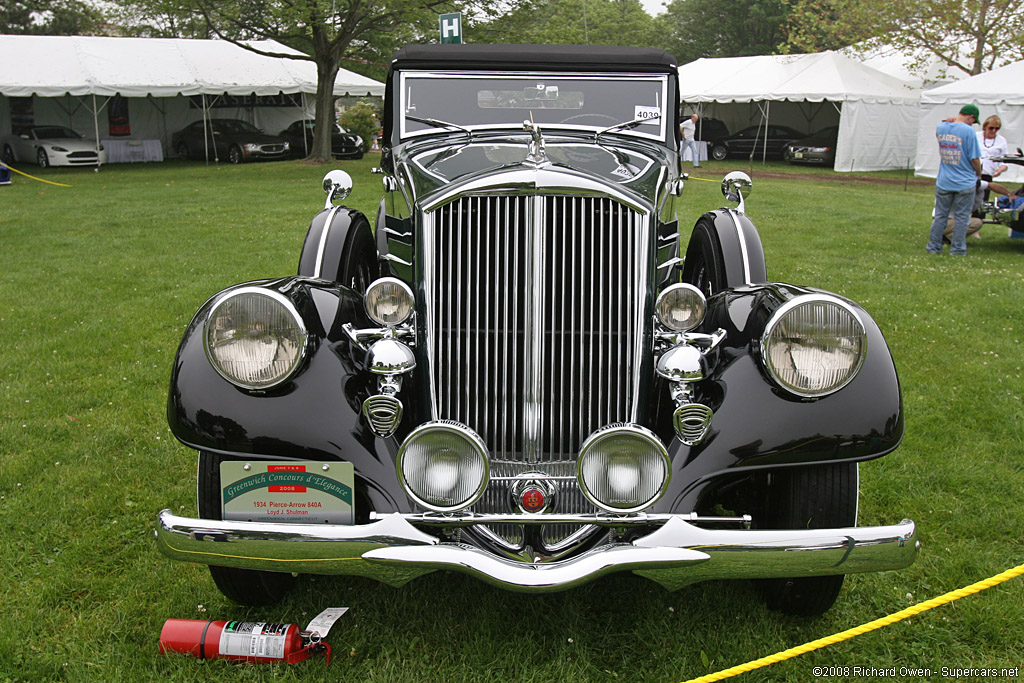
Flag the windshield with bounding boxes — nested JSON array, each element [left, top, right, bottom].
[[33, 126, 81, 139], [399, 72, 668, 142], [214, 120, 260, 134]]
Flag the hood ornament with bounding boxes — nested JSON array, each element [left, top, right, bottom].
[[523, 117, 549, 165]]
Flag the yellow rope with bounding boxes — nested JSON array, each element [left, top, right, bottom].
[[0, 160, 72, 187], [681, 561, 1024, 683]]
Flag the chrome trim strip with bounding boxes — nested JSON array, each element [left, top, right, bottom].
[[727, 209, 752, 286], [314, 205, 343, 279]]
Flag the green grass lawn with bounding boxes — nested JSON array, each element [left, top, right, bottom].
[[1, 158, 1022, 682]]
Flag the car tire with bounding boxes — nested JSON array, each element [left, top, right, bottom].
[[711, 145, 728, 161], [228, 145, 243, 165], [197, 451, 296, 605], [756, 463, 858, 616], [37, 148, 49, 168], [680, 215, 729, 298], [2, 144, 14, 165], [176, 142, 190, 161]]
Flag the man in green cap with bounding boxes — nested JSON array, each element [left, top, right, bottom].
[[927, 104, 982, 255]]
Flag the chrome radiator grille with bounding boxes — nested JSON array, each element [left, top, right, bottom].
[[422, 193, 648, 535]]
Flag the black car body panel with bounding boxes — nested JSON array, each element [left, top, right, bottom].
[[157, 44, 916, 608]]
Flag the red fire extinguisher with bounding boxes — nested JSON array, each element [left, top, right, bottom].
[[160, 608, 347, 665]]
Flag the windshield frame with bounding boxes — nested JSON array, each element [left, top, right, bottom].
[[398, 71, 669, 143]]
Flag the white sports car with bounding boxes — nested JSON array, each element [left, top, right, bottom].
[[1, 125, 107, 167]]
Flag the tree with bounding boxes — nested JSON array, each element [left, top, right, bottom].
[[118, 0, 496, 162], [657, 0, 789, 64], [784, 0, 1024, 76], [1, 0, 103, 35], [476, 0, 660, 49]]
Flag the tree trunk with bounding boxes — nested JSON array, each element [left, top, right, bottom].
[[309, 54, 342, 163]]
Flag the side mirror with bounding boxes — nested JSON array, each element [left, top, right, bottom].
[[323, 169, 353, 208], [721, 171, 752, 212]]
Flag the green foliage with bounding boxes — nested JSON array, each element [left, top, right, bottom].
[[783, 0, 1024, 75], [340, 100, 382, 153], [657, 0, 789, 63], [475, 0, 661, 48], [0, 0, 102, 34]]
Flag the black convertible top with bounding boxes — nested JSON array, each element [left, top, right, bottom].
[[390, 44, 678, 74]]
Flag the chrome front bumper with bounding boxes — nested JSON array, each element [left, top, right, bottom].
[[156, 510, 918, 592]]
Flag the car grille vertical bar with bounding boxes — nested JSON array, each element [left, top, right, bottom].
[[426, 193, 645, 462]]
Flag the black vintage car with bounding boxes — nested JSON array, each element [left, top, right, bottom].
[[280, 119, 364, 159], [172, 118, 290, 164], [156, 44, 917, 616]]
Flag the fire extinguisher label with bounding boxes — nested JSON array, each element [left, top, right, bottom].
[[219, 621, 289, 659]]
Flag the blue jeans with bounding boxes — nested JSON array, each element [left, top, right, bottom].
[[927, 186, 975, 255], [681, 139, 700, 167]]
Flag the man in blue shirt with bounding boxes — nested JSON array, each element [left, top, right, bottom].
[[927, 104, 982, 255]]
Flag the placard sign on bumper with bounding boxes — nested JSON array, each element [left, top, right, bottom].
[[220, 462, 354, 524]]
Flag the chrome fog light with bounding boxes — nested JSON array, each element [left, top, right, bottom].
[[577, 424, 669, 513], [656, 283, 706, 332], [204, 287, 307, 390], [365, 277, 414, 327], [761, 294, 867, 398], [398, 421, 489, 512]]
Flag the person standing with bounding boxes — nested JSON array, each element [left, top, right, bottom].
[[977, 115, 1009, 180], [927, 104, 982, 256], [680, 113, 700, 168]]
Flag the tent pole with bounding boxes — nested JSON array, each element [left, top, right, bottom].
[[202, 94, 210, 165], [92, 94, 102, 171], [301, 92, 309, 157]]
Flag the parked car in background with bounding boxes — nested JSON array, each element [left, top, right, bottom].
[[280, 120, 364, 159], [710, 124, 805, 160], [156, 43, 918, 617], [694, 116, 729, 159], [1, 125, 106, 167], [785, 126, 840, 165], [172, 119, 290, 164]]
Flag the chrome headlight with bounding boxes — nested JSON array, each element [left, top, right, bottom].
[[365, 277, 414, 327], [656, 283, 706, 332], [204, 287, 308, 390], [243, 143, 260, 152], [577, 424, 669, 513], [398, 421, 489, 512], [760, 294, 867, 398]]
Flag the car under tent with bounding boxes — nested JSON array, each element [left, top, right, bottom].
[[0, 34, 384, 165], [678, 51, 920, 172]]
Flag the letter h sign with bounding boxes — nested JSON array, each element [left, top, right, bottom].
[[439, 13, 463, 44]]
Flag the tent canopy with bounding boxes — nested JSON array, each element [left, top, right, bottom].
[[0, 34, 384, 98], [677, 51, 919, 172], [678, 51, 918, 104], [915, 60, 1024, 181]]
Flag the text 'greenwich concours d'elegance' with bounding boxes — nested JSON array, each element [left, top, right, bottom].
[[155, 44, 918, 617]]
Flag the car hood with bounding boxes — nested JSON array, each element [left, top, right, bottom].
[[39, 137, 99, 150], [395, 134, 669, 208]]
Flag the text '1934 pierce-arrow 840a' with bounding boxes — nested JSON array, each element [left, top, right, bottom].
[[155, 44, 918, 616]]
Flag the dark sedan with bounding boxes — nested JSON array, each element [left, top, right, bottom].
[[785, 126, 840, 165], [172, 119, 290, 164], [280, 120, 364, 159], [710, 124, 805, 161]]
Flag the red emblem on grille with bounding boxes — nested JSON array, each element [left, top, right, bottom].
[[521, 487, 545, 513]]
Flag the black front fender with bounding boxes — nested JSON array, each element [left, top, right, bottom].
[[653, 283, 904, 512], [166, 277, 413, 514]]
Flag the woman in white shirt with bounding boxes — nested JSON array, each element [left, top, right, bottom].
[[977, 115, 1009, 180]]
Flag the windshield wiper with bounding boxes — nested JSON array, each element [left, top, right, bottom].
[[596, 114, 662, 142], [405, 114, 472, 138]]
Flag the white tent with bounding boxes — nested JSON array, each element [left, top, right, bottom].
[[916, 60, 1024, 183], [844, 43, 971, 89], [0, 35, 384, 162], [678, 51, 920, 171]]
